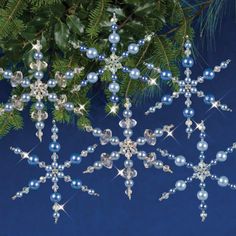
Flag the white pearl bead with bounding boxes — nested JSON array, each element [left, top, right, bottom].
[[216, 151, 227, 162], [197, 140, 208, 152], [218, 176, 229, 187], [86, 48, 98, 59], [175, 155, 186, 167], [129, 68, 140, 79], [87, 72, 98, 83], [108, 33, 120, 44], [197, 190, 208, 201], [128, 43, 139, 54], [175, 180, 186, 191], [108, 82, 120, 93]]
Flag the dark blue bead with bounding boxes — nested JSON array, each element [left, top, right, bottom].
[[49, 142, 61, 153], [71, 179, 82, 189], [28, 155, 39, 165], [110, 95, 119, 103], [70, 154, 82, 164], [203, 68, 215, 80], [183, 107, 195, 118], [160, 70, 172, 81], [182, 57, 194, 68], [50, 192, 61, 203]]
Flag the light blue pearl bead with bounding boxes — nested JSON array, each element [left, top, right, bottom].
[[64, 102, 74, 111], [203, 68, 215, 80], [184, 41, 192, 48], [34, 71, 44, 79], [191, 80, 197, 86], [71, 179, 82, 189], [185, 77, 191, 83], [199, 182, 206, 188], [4, 103, 14, 112], [179, 81, 185, 87], [197, 190, 208, 200], [183, 107, 195, 118], [124, 159, 133, 168], [123, 110, 132, 118], [136, 137, 146, 145], [86, 48, 98, 59], [28, 155, 39, 165], [46, 165, 52, 172], [125, 179, 134, 187], [161, 95, 173, 105], [123, 129, 133, 137], [182, 57, 194, 68], [21, 94, 31, 103], [221, 62, 228, 69], [3, 70, 13, 79], [34, 52, 43, 60], [58, 165, 64, 171], [52, 176, 58, 183], [154, 128, 163, 137], [129, 68, 140, 79], [93, 161, 103, 170], [197, 140, 208, 152], [35, 101, 44, 110], [14, 148, 21, 154], [184, 92, 191, 98], [216, 151, 227, 162], [49, 142, 61, 152], [53, 212, 60, 219], [50, 192, 61, 202], [175, 155, 186, 166], [147, 64, 154, 70], [29, 180, 40, 190], [186, 127, 193, 134], [111, 152, 120, 160], [160, 70, 172, 81], [87, 146, 95, 153], [179, 88, 186, 94], [52, 162, 58, 169], [48, 93, 57, 102], [88, 189, 95, 195], [137, 151, 147, 160], [92, 128, 102, 137], [154, 160, 163, 169], [110, 136, 119, 145], [21, 79, 30, 88], [47, 79, 57, 88], [108, 82, 120, 93], [51, 126, 59, 134], [128, 43, 139, 54], [87, 72, 98, 83], [175, 180, 186, 191], [190, 87, 197, 93], [204, 94, 215, 105], [109, 32, 120, 44], [70, 154, 82, 164], [218, 176, 229, 187], [65, 70, 74, 80]]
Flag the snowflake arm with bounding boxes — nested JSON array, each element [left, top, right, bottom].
[[10, 121, 98, 223], [145, 36, 232, 138]]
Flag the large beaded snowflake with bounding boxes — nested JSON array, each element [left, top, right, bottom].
[[156, 121, 236, 222], [145, 36, 232, 138], [10, 121, 98, 223], [0, 41, 85, 141], [84, 98, 174, 199], [71, 13, 154, 112]]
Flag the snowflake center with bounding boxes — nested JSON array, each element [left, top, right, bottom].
[[104, 53, 123, 74], [119, 139, 137, 159], [30, 80, 48, 100], [193, 161, 211, 182]]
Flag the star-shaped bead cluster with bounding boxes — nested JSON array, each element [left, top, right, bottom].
[[145, 36, 232, 138], [157, 121, 236, 222], [11, 120, 98, 223], [84, 98, 174, 199], [0, 41, 85, 141]]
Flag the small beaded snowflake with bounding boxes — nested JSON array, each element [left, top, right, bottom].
[[11, 121, 98, 223], [84, 98, 174, 199], [70, 13, 154, 113], [0, 41, 84, 141], [157, 121, 236, 222], [145, 36, 232, 138]]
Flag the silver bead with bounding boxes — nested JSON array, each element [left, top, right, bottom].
[[86, 48, 98, 59], [154, 128, 163, 137], [197, 140, 208, 152], [137, 151, 147, 160], [136, 137, 146, 145], [108, 82, 120, 93], [174, 155, 186, 167], [124, 159, 133, 168], [218, 176, 229, 187], [175, 180, 187, 191], [216, 151, 227, 162], [154, 160, 163, 169], [197, 190, 208, 201], [94, 161, 103, 170]]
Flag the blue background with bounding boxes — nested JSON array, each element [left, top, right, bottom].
[[0, 8, 236, 236]]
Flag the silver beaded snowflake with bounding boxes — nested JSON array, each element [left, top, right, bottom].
[[0, 41, 85, 141], [84, 98, 174, 199], [11, 120, 98, 223], [145, 36, 232, 138], [70, 13, 154, 113], [157, 121, 236, 222]]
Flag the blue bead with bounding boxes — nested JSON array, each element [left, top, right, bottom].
[[86, 48, 98, 59], [129, 68, 140, 79], [147, 64, 154, 70], [110, 46, 117, 52], [111, 24, 118, 30], [28, 180, 40, 190], [28, 155, 39, 165], [98, 55, 105, 61], [34, 71, 44, 79], [71, 179, 82, 189], [122, 52, 129, 57], [203, 68, 215, 80], [186, 127, 193, 134], [204, 94, 215, 105], [141, 76, 148, 82], [87, 72, 98, 83], [65, 70, 74, 80], [161, 95, 173, 105], [160, 70, 172, 81], [70, 154, 82, 164], [4, 103, 13, 112], [108, 32, 120, 44], [49, 142, 61, 153], [200, 132, 206, 138], [98, 68, 104, 75], [110, 95, 119, 103], [122, 66, 129, 73], [34, 52, 43, 60], [138, 39, 145, 45], [35, 101, 44, 110], [183, 107, 195, 118], [3, 70, 13, 79], [80, 80, 88, 87], [184, 41, 192, 49], [182, 57, 194, 68], [112, 74, 117, 80], [50, 192, 61, 203]]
